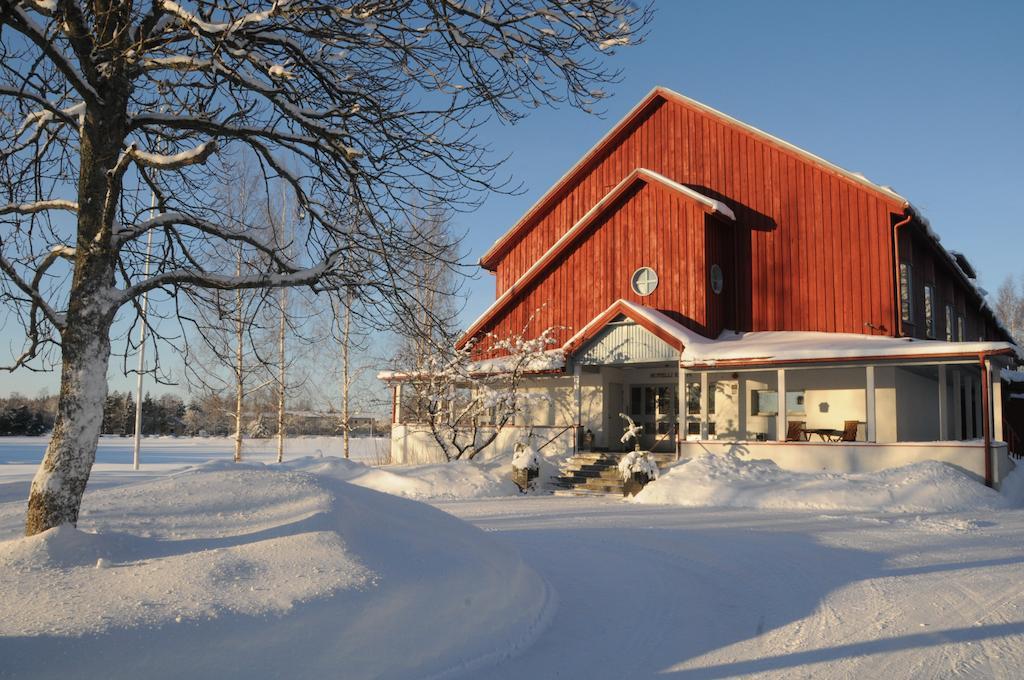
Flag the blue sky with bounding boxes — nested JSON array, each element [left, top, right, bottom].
[[2, 0, 1022, 398]]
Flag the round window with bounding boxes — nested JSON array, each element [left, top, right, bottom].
[[631, 267, 659, 296], [710, 264, 724, 295]]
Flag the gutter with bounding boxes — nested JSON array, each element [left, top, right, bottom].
[[892, 207, 914, 337], [981, 352, 993, 487]]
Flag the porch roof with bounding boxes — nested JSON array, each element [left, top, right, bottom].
[[566, 299, 1019, 369]]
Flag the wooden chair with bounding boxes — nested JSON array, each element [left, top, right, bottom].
[[840, 420, 860, 442], [785, 420, 807, 442]]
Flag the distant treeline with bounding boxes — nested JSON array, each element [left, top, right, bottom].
[[1, 391, 387, 437]]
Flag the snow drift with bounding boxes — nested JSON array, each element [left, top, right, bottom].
[[0, 465, 552, 680], [634, 453, 1010, 513], [283, 456, 521, 499]]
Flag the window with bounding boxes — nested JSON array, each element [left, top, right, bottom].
[[684, 382, 714, 414], [752, 390, 778, 416], [787, 391, 806, 416], [923, 284, 935, 338], [752, 390, 805, 416], [631, 267, 659, 296], [685, 383, 700, 415], [956, 314, 965, 342], [945, 304, 954, 341], [899, 263, 914, 322], [709, 264, 724, 295]]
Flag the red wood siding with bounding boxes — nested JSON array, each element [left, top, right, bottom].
[[474, 182, 725, 352], [489, 95, 905, 337]]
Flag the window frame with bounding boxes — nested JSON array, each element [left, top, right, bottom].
[[899, 262, 914, 324], [923, 283, 936, 338], [630, 266, 659, 297]]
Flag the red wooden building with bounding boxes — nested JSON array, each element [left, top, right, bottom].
[[387, 87, 1021, 487]]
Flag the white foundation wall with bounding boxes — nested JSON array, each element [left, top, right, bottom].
[[390, 423, 577, 465], [680, 440, 1011, 486]]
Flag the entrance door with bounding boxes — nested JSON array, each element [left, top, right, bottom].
[[604, 382, 623, 450], [626, 384, 678, 451]]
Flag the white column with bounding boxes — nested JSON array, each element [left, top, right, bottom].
[[393, 383, 402, 424], [990, 359, 1003, 442], [866, 365, 877, 442], [573, 363, 582, 454], [678, 367, 687, 452], [776, 368, 787, 442], [952, 369, 963, 440], [938, 364, 948, 440], [573, 363, 582, 428], [965, 373, 978, 439], [737, 375, 747, 440], [699, 371, 709, 440]]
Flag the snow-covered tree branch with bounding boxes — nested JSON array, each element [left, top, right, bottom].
[[0, 0, 650, 534], [395, 310, 565, 462]]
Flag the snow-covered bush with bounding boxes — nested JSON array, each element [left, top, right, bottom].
[[247, 415, 271, 439], [618, 451, 660, 481], [512, 442, 541, 471], [618, 413, 643, 451]]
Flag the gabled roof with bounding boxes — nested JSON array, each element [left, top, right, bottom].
[[455, 169, 734, 349], [479, 86, 909, 271], [561, 299, 700, 356]]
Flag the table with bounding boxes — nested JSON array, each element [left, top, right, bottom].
[[804, 428, 843, 442]]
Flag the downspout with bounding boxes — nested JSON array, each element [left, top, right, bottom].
[[892, 207, 914, 337], [980, 353, 993, 487]]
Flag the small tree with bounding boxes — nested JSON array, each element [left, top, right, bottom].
[[408, 319, 563, 461], [995, 275, 1024, 345], [247, 414, 270, 439]]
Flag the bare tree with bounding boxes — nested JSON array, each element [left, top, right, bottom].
[[182, 166, 275, 461], [995, 275, 1024, 345], [0, 1, 650, 534], [397, 313, 563, 461]]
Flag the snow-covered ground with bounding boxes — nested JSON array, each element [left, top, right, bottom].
[[0, 435, 391, 504], [635, 452, 1014, 513], [3, 438, 1024, 678], [439, 495, 1024, 678], [0, 459, 549, 680]]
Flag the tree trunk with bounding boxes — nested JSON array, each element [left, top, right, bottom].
[[26, 307, 114, 534], [25, 77, 128, 535]]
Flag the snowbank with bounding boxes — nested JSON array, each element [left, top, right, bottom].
[[634, 453, 1010, 513], [0, 465, 551, 679], [284, 456, 521, 499]]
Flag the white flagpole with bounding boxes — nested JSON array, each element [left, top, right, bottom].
[[132, 194, 155, 470]]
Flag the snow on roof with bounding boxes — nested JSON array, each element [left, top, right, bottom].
[[681, 330, 1017, 366], [571, 301, 1017, 366], [1002, 368, 1024, 384], [377, 349, 565, 383]]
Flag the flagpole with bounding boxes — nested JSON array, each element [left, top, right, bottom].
[[132, 194, 155, 470]]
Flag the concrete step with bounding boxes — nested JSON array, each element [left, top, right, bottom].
[[552, 488, 617, 497]]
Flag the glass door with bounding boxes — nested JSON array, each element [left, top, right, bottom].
[[627, 384, 678, 451]]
